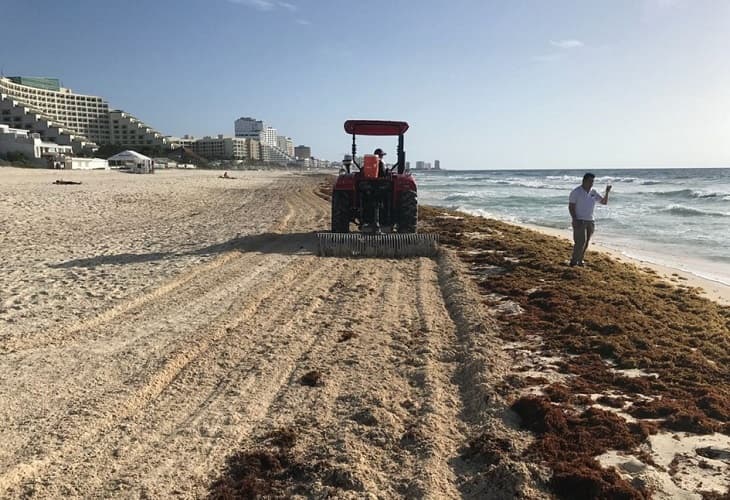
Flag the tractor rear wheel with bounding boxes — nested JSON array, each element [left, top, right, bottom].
[[331, 190, 351, 233], [398, 190, 418, 233]]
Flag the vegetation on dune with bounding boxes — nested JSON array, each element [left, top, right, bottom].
[[0, 151, 43, 167], [420, 206, 730, 500]]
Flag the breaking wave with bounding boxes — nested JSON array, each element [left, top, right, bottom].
[[662, 205, 729, 218], [653, 189, 729, 199]]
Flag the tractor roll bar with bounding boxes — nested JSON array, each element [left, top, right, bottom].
[[352, 134, 358, 171], [345, 120, 409, 174], [397, 134, 405, 174]]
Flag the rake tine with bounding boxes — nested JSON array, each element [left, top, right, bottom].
[[316, 233, 438, 258]]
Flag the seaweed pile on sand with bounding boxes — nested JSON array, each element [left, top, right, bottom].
[[420, 206, 730, 499]]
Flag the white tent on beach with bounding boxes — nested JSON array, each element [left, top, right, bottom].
[[107, 150, 154, 174]]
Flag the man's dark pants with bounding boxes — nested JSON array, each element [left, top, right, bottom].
[[571, 220, 595, 265]]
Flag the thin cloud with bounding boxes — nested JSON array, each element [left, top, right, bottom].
[[278, 1, 297, 12], [550, 39, 584, 49], [227, 0, 298, 12], [228, 0, 276, 11], [296, 19, 311, 25]]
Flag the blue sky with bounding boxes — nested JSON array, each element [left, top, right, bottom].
[[2, 0, 729, 169]]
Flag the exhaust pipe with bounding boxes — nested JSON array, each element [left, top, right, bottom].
[[317, 233, 439, 258]]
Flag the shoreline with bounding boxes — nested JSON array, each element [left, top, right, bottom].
[[426, 199, 730, 305], [515, 221, 730, 306]]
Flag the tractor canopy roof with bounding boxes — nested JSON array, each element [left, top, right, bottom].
[[344, 120, 409, 136]]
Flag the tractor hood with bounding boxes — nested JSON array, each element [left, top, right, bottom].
[[344, 120, 409, 136]]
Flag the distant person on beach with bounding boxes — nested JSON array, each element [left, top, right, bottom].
[[374, 148, 387, 177], [568, 173, 611, 267]]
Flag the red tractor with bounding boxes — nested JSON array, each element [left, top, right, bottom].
[[318, 120, 437, 258]]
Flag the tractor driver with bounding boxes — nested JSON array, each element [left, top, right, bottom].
[[374, 148, 387, 177]]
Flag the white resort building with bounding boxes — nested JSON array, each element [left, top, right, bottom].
[[108, 110, 170, 150], [0, 76, 169, 154], [0, 123, 73, 160]]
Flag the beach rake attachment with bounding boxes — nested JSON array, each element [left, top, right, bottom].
[[317, 233, 439, 258]]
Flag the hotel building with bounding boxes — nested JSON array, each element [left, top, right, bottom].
[[108, 110, 170, 149], [233, 117, 295, 164], [234, 117, 265, 139], [0, 76, 169, 153], [192, 135, 260, 161], [0, 124, 73, 160], [294, 145, 311, 159], [276, 135, 294, 157]]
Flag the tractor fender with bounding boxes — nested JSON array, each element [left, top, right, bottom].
[[333, 173, 356, 191], [392, 174, 417, 192], [391, 174, 417, 206]]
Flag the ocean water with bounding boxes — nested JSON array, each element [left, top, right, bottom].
[[416, 168, 730, 286]]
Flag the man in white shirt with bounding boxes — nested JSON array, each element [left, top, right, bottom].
[[568, 173, 611, 267]]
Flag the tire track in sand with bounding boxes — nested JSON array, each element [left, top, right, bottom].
[[0, 246, 299, 496], [18, 259, 342, 497], [1, 176, 397, 498], [98, 258, 361, 497], [0, 178, 301, 355], [222, 257, 466, 498], [402, 257, 464, 499], [0, 183, 328, 496], [0, 185, 336, 500]]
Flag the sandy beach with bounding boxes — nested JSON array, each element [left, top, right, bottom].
[[1, 167, 728, 499]]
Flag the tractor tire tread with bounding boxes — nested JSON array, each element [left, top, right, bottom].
[[331, 190, 351, 233], [398, 190, 418, 233]]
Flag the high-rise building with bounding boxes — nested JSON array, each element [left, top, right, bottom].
[[234, 118, 279, 148], [261, 126, 277, 147], [234, 117, 265, 138], [277, 135, 294, 157], [434, 160, 440, 170], [294, 145, 311, 159]]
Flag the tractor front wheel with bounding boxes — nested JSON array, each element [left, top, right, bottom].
[[398, 190, 418, 233], [331, 190, 351, 233]]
